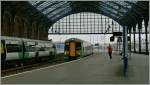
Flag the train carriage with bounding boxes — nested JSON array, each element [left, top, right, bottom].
[[64, 38, 93, 61], [1, 36, 56, 69]]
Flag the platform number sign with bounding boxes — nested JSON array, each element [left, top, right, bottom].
[[110, 36, 114, 42]]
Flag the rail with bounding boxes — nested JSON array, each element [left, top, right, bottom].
[[1, 53, 65, 77]]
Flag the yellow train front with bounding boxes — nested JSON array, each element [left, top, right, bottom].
[[64, 38, 93, 61]]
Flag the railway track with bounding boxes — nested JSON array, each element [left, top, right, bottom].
[[1, 54, 65, 77]]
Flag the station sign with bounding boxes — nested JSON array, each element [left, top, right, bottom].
[[110, 36, 114, 42], [113, 32, 122, 36]]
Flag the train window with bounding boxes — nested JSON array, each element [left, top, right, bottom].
[[76, 42, 81, 50], [66, 43, 69, 45], [44, 47, 52, 50], [6, 44, 22, 52], [26, 46, 36, 52], [65, 44, 69, 50]]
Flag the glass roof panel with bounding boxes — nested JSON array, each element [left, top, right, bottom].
[[29, 1, 41, 6], [99, 3, 123, 18], [100, 8, 120, 19], [43, 1, 69, 15], [48, 4, 71, 19], [102, 1, 128, 13], [107, 1, 130, 10], [114, 1, 133, 9], [40, 1, 60, 12], [36, 1, 55, 11], [28, 1, 141, 25], [50, 7, 72, 21]]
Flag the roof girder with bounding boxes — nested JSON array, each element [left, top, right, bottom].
[[40, 1, 62, 12], [109, 1, 131, 11], [49, 6, 72, 20], [71, 2, 122, 18], [50, 2, 121, 24], [27, 1, 148, 27], [45, 2, 70, 16], [100, 2, 125, 16], [34, 1, 45, 7]]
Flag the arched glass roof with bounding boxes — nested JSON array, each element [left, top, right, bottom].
[[28, 1, 148, 26], [48, 12, 123, 34]]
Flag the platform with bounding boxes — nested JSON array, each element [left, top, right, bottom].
[[1, 52, 149, 84]]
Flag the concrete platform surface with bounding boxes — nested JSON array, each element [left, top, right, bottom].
[[1, 52, 149, 84]]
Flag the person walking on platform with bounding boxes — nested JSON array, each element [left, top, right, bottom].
[[107, 43, 113, 59]]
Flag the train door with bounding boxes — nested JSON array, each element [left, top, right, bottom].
[[70, 42, 76, 56], [1, 40, 6, 64], [76, 42, 81, 56]]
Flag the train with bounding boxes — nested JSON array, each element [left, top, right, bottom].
[[64, 38, 93, 61], [54, 42, 64, 54], [1, 36, 56, 69]]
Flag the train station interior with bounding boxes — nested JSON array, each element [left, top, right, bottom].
[[1, 1, 149, 84]]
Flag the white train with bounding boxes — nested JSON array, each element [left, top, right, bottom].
[[1, 36, 56, 69]]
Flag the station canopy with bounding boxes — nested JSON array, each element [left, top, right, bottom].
[[29, 1, 149, 26]]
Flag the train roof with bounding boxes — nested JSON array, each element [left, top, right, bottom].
[[65, 38, 91, 44], [1, 36, 53, 43], [65, 38, 82, 42]]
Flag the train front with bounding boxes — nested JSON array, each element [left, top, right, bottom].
[[64, 38, 82, 61]]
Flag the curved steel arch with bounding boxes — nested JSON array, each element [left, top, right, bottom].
[[49, 11, 122, 30], [29, 1, 149, 27]]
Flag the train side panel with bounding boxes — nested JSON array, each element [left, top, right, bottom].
[[1, 36, 57, 69], [5, 39, 23, 61]]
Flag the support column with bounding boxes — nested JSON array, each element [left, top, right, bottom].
[[133, 24, 136, 53], [138, 18, 142, 53], [144, 16, 149, 54], [123, 26, 128, 76], [37, 25, 40, 40], [128, 26, 132, 59]]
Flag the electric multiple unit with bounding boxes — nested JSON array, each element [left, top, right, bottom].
[[64, 38, 93, 61], [1, 36, 56, 69]]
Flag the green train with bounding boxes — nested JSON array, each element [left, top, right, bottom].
[[64, 38, 93, 61], [1, 36, 56, 69]]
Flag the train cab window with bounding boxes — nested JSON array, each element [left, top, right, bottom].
[[76, 42, 81, 50], [65, 43, 69, 50], [6, 44, 21, 52]]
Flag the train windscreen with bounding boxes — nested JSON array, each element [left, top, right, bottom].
[[65, 42, 69, 50], [76, 42, 81, 50]]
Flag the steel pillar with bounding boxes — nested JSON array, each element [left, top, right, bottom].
[[129, 27, 132, 59], [123, 26, 128, 76], [138, 20, 142, 53], [144, 16, 149, 54], [133, 25, 136, 52], [138, 29, 141, 53]]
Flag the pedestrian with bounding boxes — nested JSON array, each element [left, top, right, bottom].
[[107, 43, 113, 59]]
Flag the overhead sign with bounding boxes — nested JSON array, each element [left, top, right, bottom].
[[110, 36, 114, 42], [113, 32, 122, 36]]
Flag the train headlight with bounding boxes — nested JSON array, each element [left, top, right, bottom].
[[76, 51, 80, 55], [65, 51, 69, 55]]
